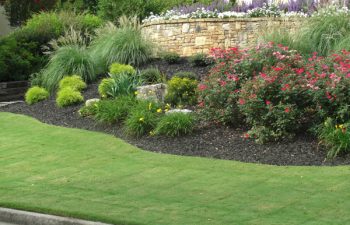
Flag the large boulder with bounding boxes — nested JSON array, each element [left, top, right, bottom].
[[136, 83, 167, 102]]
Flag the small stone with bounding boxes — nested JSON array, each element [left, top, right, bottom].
[[85, 98, 99, 107], [166, 109, 193, 114]]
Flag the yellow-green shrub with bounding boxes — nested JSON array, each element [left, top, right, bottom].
[[98, 78, 114, 98], [58, 75, 87, 91], [165, 76, 198, 106], [56, 87, 84, 107], [25, 86, 49, 105], [109, 63, 135, 75]]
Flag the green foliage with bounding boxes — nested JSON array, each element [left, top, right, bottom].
[[140, 67, 165, 84], [98, 78, 114, 98], [56, 87, 84, 107], [95, 96, 136, 123], [172, 71, 197, 80], [125, 100, 161, 137], [98, 72, 142, 98], [90, 23, 153, 70], [97, 0, 166, 22], [0, 35, 44, 82], [56, 0, 99, 14], [319, 118, 350, 159], [79, 104, 98, 117], [189, 53, 212, 67], [22, 12, 64, 45], [162, 52, 181, 64], [109, 63, 136, 75], [41, 45, 97, 92], [165, 76, 198, 106], [25, 86, 49, 105], [155, 112, 195, 137], [4, 0, 57, 26], [58, 75, 87, 91]]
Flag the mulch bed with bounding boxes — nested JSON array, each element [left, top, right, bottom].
[[2, 59, 350, 166]]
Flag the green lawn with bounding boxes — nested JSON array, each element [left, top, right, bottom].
[[0, 112, 350, 225]]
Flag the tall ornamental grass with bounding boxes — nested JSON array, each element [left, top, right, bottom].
[[41, 45, 97, 92]]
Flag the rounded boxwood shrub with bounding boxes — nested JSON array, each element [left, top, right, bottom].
[[155, 112, 195, 137], [109, 63, 136, 75], [25, 86, 49, 105], [56, 87, 84, 107], [165, 76, 198, 106], [58, 75, 87, 91]]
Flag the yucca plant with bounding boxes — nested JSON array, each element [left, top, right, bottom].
[[40, 45, 97, 92]]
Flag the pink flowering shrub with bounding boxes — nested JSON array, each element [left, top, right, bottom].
[[198, 43, 350, 143], [198, 42, 303, 125]]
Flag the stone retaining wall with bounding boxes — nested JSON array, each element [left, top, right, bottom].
[[141, 17, 303, 57]]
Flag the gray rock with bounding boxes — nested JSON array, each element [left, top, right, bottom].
[[166, 109, 193, 114], [136, 83, 167, 102], [85, 98, 100, 107]]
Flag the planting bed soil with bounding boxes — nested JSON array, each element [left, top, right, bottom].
[[2, 80, 350, 166]]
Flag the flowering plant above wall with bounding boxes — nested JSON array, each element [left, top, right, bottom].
[[143, 1, 349, 23]]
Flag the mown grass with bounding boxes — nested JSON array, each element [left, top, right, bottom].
[[1, 112, 350, 225]]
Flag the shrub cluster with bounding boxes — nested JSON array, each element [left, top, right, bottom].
[[162, 52, 181, 64], [166, 76, 198, 106], [56, 75, 86, 107], [25, 86, 49, 105], [199, 43, 350, 148]]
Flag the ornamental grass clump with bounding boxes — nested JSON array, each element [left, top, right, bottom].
[[90, 19, 153, 70], [25, 86, 49, 105], [140, 67, 165, 84], [125, 100, 161, 137], [155, 112, 195, 137], [41, 45, 97, 92], [94, 96, 136, 123]]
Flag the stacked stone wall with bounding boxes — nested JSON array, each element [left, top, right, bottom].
[[141, 17, 302, 56]]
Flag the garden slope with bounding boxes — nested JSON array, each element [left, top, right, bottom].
[[1, 80, 350, 166], [1, 112, 350, 225]]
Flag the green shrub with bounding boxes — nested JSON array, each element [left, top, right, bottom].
[[98, 73, 142, 99], [95, 96, 136, 123], [25, 86, 49, 105], [0, 35, 44, 82], [125, 100, 161, 137], [165, 76, 198, 106], [109, 63, 136, 76], [97, 0, 166, 22], [90, 22, 153, 70], [189, 53, 211, 67], [56, 87, 84, 107], [58, 75, 87, 91], [162, 52, 181, 64], [155, 112, 195, 137], [22, 12, 64, 44], [79, 104, 98, 117], [77, 13, 104, 32], [172, 71, 197, 80], [98, 78, 114, 98], [140, 67, 165, 84], [41, 45, 97, 92], [319, 118, 350, 159]]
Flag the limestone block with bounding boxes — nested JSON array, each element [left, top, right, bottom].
[[195, 36, 206, 46], [222, 23, 230, 31], [182, 23, 190, 33], [85, 98, 99, 107]]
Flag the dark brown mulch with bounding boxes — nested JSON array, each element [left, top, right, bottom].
[[1, 80, 350, 166], [138, 58, 212, 80]]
